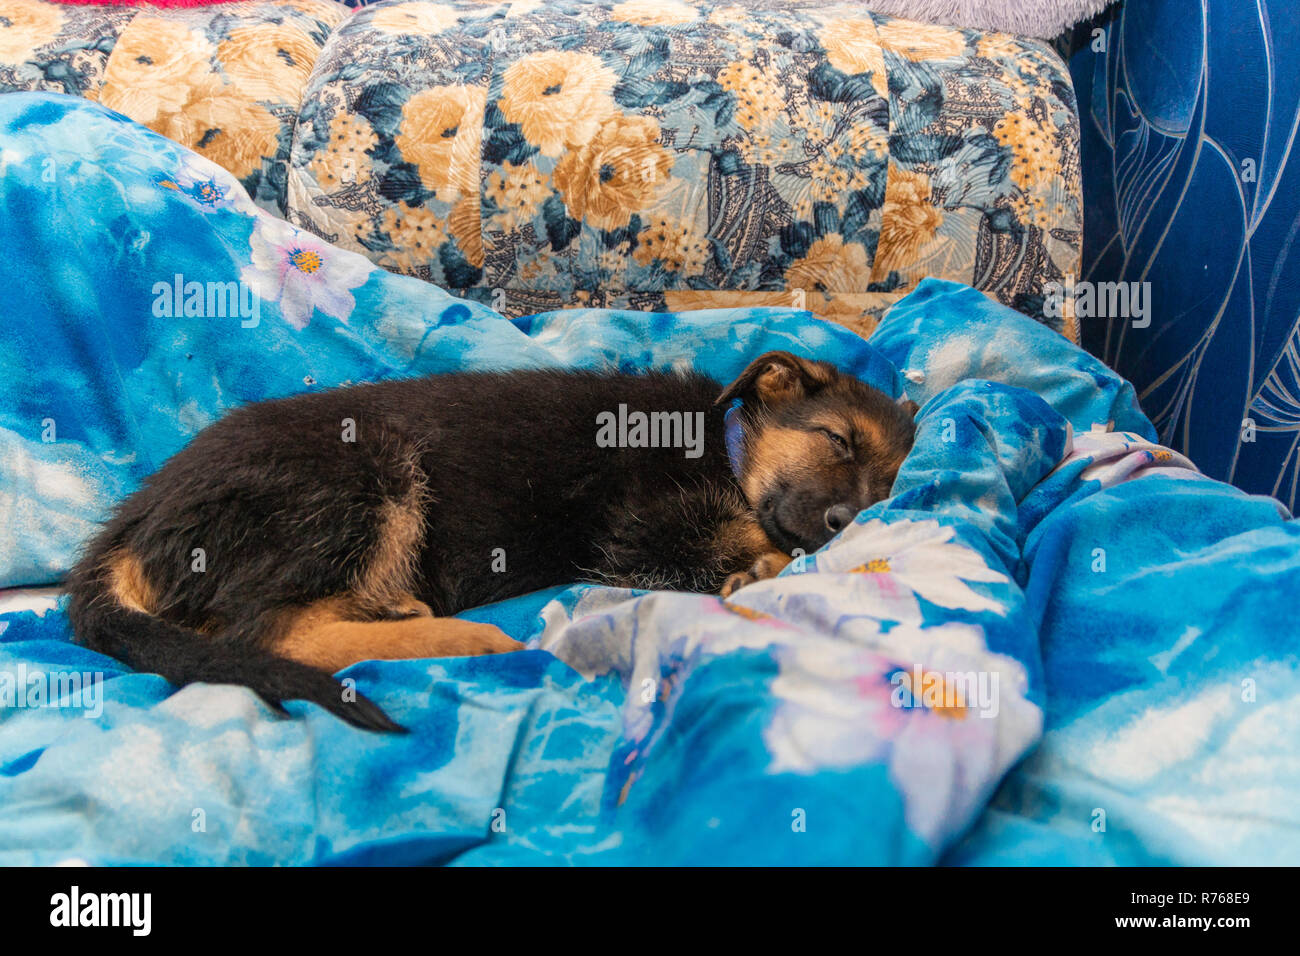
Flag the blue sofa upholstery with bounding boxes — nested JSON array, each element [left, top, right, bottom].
[[1067, 0, 1300, 508]]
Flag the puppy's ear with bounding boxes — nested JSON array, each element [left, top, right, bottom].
[[716, 351, 836, 407], [898, 396, 920, 418]]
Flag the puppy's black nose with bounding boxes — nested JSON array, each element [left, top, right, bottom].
[[824, 504, 856, 533]]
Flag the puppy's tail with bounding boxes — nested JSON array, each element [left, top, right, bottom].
[[64, 555, 405, 734]]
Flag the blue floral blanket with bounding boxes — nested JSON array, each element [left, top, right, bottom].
[[1, 94, 1297, 865]]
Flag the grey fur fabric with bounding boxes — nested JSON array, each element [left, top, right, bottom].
[[864, 0, 1118, 38]]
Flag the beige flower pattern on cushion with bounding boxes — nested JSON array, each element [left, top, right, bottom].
[[1, 0, 1082, 340], [499, 50, 618, 158], [553, 114, 673, 231], [0, 0, 65, 66], [41, 2, 346, 213], [397, 84, 487, 201]]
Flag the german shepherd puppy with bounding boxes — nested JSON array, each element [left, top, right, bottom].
[[66, 351, 917, 731]]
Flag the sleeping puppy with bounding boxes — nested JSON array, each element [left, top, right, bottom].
[[66, 351, 917, 731]]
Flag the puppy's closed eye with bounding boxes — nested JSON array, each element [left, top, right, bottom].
[[821, 428, 851, 458]]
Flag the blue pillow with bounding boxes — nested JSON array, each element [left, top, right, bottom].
[[872, 278, 1156, 439]]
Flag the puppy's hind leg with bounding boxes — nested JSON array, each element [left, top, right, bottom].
[[273, 448, 522, 671], [272, 597, 523, 674]]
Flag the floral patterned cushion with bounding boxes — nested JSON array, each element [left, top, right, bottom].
[[0, 0, 346, 210], [0, 0, 1081, 338]]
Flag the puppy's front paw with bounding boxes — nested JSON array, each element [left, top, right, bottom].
[[750, 551, 792, 579], [720, 551, 792, 597], [721, 570, 757, 598]]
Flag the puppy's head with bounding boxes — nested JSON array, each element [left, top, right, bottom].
[[717, 350, 918, 555]]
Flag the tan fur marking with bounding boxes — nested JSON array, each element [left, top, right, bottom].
[[719, 547, 792, 597], [851, 411, 887, 451], [741, 425, 821, 503], [353, 469, 429, 611], [106, 550, 158, 614], [751, 551, 792, 578], [716, 510, 769, 554], [272, 595, 522, 672], [714, 510, 777, 562], [754, 364, 801, 403], [714, 511, 791, 597]]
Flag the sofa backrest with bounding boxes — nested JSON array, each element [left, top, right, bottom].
[[1067, 0, 1300, 508], [1, 0, 1083, 339]]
